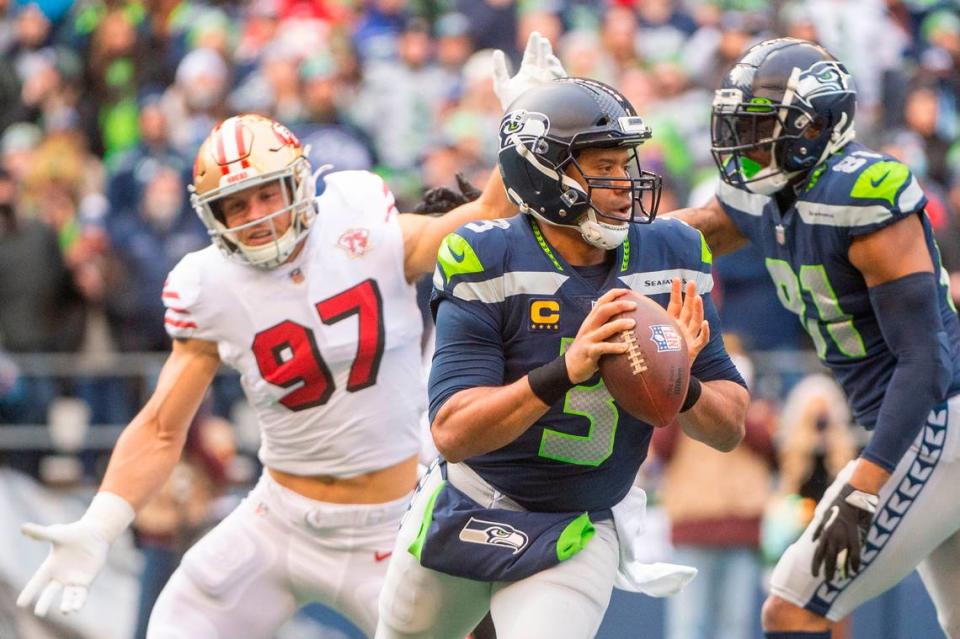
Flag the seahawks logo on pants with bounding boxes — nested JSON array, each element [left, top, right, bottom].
[[459, 517, 530, 555]]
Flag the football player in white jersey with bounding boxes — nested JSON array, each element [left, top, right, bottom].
[[13, 107, 517, 636]]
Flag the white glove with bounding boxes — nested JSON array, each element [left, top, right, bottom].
[[492, 31, 568, 111], [17, 492, 135, 617]]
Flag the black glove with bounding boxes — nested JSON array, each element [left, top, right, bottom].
[[810, 483, 878, 581], [413, 173, 482, 214]]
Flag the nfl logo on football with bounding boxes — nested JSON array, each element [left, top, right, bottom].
[[649, 324, 682, 352]]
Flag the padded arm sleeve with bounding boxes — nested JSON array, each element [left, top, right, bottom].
[[862, 272, 952, 472]]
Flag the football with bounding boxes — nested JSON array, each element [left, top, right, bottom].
[[598, 291, 690, 427]]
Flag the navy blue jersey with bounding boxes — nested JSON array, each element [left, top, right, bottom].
[[428, 215, 745, 512], [717, 142, 960, 428]]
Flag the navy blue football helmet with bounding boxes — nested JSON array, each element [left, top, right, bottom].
[[711, 38, 856, 195], [497, 78, 662, 249]]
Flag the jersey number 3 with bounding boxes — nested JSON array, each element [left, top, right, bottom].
[[251, 279, 385, 411]]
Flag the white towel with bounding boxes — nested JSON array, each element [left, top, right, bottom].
[[611, 485, 697, 597]]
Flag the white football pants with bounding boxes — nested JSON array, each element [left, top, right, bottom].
[[146, 471, 410, 639], [771, 395, 960, 637], [375, 462, 620, 639]]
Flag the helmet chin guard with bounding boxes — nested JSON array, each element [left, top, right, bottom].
[[577, 210, 629, 250]]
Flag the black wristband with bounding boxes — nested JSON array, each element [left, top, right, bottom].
[[528, 355, 575, 406], [680, 376, 702, 413]]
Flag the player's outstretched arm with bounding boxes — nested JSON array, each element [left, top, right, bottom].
[[99, 337, 221, 503], [17, 337, 220, 617], [664, 196, 749, 258], [432, 289, 636, 462], [398, 169, 514, 282], [809, 213, 946, 581]]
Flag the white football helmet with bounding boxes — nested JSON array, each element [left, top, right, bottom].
[[190, 114, 317, 269]]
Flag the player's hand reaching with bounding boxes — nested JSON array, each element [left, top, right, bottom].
[[811, 483, 879, 582], [413, 173, 482, 215], [492, 31, 567, 111], [565, 289, 637, 384], [17, 519, 109, 616], [18, 492, 133, 617], [666, 278, 710, 366]]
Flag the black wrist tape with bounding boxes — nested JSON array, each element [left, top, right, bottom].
[[680, 376, 702, 413], [528, 355, 575, 406]]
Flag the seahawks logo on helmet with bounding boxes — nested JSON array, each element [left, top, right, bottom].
[[499, 110, 550, 150], [459, 517, 529, 554], [727, 64, 757, 90], [795, 61, 853, 106]]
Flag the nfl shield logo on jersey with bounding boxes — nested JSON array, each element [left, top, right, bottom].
[[649, 324, 682, 352], [337, 228, 371, 257], [459, 517, 529, 555]]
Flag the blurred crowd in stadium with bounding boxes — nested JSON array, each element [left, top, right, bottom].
[[0, 0, 958, 637]]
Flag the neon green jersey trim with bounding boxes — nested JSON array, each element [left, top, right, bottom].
[[851, 161, 909, 206], [408, 480, 447, 560], [438, 233, 484, 282], [699, 231, 713, 265], [556, 512, 596, 561], [530, 219, 564, 272]]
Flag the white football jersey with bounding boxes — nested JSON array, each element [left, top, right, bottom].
[[162, 171, 425, 477]]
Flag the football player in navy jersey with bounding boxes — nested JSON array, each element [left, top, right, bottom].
[[669, 38, 960, 639], [375, 78, 748, 639]]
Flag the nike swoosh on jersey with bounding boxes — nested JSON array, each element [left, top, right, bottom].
[[870, 171, 890, 188], [448, 245, 467, 263], [374, 551, 393, 562]]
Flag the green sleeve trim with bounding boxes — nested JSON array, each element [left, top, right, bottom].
[[699, 230, 713, 265], [851, 161, 910, 206], [556, 512, 597, 561], [407, 480, 447, 560], [438, 233, 484, 283]]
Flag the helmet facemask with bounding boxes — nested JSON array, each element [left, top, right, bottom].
[[562, 143, 662, 249], [710, 91, 810, 195]]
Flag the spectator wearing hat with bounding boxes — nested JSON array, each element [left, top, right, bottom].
[[292, 52, 377, 173], [229, 38, 304, 123], [0, 121, 42, 185], [106, 88, 188, 216], [353, 16, 448, 178], [162, 47, 230, 157], [435, 12, 474, 90], [352, 0, 409, 63], [105, 162, 207, 353]]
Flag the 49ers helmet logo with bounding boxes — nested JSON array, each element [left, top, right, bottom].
[[209, 118, 255, 177], [270, 121, 301, 149]]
